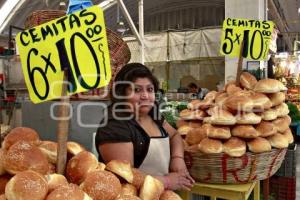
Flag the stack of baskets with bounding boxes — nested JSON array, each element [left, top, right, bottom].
[[24, 10, 66, 29]]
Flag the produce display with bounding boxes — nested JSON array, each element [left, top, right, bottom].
[[178, 72, 294, 157], [0, 127, 182, 200]]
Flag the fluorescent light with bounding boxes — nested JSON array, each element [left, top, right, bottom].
[[0, 0, 19, 27], [98, 0, 116, 10], [0, 0, 26, 34]]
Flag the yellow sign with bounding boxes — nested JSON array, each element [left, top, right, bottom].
[[16, 6, 111, 103], [220, 18, 274, 60]]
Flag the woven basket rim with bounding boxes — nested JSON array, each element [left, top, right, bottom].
[[185, 148, 287, 184], [184, 147, 286, 156]]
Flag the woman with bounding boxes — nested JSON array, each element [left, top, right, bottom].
[[95, 63, 194, 191]]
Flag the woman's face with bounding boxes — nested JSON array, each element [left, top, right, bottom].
[[125, 77, 155, 115]]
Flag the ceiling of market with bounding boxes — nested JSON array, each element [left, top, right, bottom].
[[0, 0, 299, 50]]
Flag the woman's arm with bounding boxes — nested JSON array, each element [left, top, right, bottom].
[[98, 142, 134, 166], [163, 121, 184, 159], [163, 120, 195, 185]]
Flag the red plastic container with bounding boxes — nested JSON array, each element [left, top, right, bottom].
[[270, 176, 296, 200]]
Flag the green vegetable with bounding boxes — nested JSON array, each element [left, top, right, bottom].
[[287, 102, 300, 123]]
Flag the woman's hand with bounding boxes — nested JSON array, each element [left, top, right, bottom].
[[165, 172, 194, 191], [169, 157, 195, 185]]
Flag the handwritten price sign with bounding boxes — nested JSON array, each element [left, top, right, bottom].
[[220, 18, 274, 60], [16, 6, 111, 103]]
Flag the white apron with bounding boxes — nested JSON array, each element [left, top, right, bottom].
[[139, 136, 170, 176]]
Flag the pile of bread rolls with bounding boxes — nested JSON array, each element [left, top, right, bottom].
[[0, 127, 181, 200], [178, 72, 294, 157]]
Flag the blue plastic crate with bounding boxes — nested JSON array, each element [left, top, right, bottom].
[[290, 122, 300, 136]]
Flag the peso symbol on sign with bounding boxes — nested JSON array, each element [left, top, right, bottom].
[[16, 6, 111, 103], [220, 18, 274, 61]]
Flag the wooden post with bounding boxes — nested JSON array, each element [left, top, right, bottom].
[[56, 72, 70, 174], [236, 40, 245, 86]]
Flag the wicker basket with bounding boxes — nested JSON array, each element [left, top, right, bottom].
[[184, 148, 287, 184], [25, 10, 66, 29]]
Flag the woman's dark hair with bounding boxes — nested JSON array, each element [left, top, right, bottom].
[[109, 63, 162, 123], [188, 82, 198, 89], [111, 63, 159, 104]]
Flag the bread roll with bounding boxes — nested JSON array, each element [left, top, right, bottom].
[[254, 79, 287, 93], [267, 133, 289, 149], [3, 141, 49, 175], [194, 98, 214, 110], [272, 116, 290, 133], [189, 120, 202, 128], [203, 109, 236, 125], [187, 100, 201, 110], [46, 183, 92, 200], [236, 112, 262, 124], [67, 141, 86, 156], [240, 72, 257, 90], [132, 168, 146, 190], [185, 127, 207, 145], [47, 163, 56, 174], [204, 91, 218, 101], [179, 109, 207, 120], [82, 170, 122, 200], [282, 128, 294, 144], [96, 162, 106, 171], [2, 127, 40, 150], [223, 137, 246, 157], [247, 137, 272, 153], [268, 92, 285, 106], [185, 144, 201, 152], [215, 92, 228, 107], [106, 160, 133, 183], [224, 95, 253, 112], [187, 98, 213, 110], [232, 125, 260, 138], [0, 150, 5, 176], [251, 93, 272, 110], [139, 175, 164, 200], [226, 84, 242, 95], [274, 103, 289, 117], [0, 174, 11, 195], [121, 183, 137, 196], [5, 170, 48, 200], [116, 194, 141, 200], [159, 190, 182, 200], [202, 124, 231, 139], [233, 90, 253, 97], [260, 109, 277, 121], [206, 106, 224, 116], [198, 138, 223, 154], [175, 119, 189, 128], [46, 173, 68, 193], [38, 141, 57, 164], [283, 115, 292, 124], [255, 121, 277, 137], [177, 125, 193, 136], [66, 151, 98, 185]]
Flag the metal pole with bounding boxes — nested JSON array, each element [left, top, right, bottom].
[[138, 0, 145, 64], [117, 0, 143, 45]]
